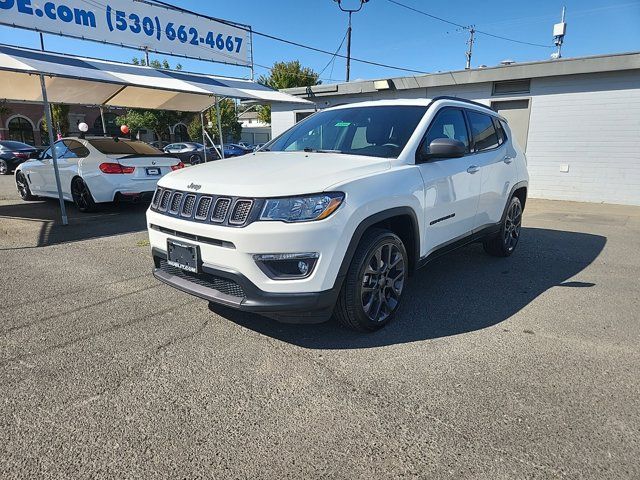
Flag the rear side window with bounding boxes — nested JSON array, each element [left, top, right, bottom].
[[466, 110, 499, 151], [422, 108, 470, 154], [88, 139, 162, 155], [493, 118, 508, 145], [63, 140, 90, 158]]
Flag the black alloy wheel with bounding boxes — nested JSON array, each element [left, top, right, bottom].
[[71, 177, 97, 212], [335, 228, 408, 331], [484, 196, 523, 257], [15, 171, 36, 200]]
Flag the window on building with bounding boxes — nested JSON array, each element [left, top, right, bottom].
[[492, 79, 530, 96], [174, 124, 190, 142], [93, 113, 121, 136], [466, 111, 499, 151], [8, 117, 34, 145], [421, 108, 470, 154], [295, 111, 314, 123]]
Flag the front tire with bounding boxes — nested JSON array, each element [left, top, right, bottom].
[[0, 159, 10, 175], [483, 196, 523, 257], [15, 171, 37, 200], [71, 177, 97, 213], [335, 228, 408, 332], [189, 154, 201, 165]]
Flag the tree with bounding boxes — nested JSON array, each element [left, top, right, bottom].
[[188, 99, 241, 144], [0, 100, 11, 117], [257, 61, 321, 123], [116, 58, 187, 139], [40, 104, 70, 138], [132, 57, 182, 70]]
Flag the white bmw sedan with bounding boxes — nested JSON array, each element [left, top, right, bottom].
[[15, 137, 184, 212]]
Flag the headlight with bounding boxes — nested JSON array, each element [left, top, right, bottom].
[[259, 192, 344, 222]]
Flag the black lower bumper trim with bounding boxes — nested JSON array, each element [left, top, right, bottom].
[[152, 248, 339, 323]]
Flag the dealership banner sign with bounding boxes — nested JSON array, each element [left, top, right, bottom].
[[0, 0, 251, 66]]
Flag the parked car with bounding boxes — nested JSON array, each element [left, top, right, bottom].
[[149, 141, 170, 150], [216, 143, 252, 157], [237, 142, 254, 150], [0, 140, 39, 175], [147, 97, 528, 331], [15, 137, 184, 212], [253, 143, 267, 152], [163, 142, 219, 164]]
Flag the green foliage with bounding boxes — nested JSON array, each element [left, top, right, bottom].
[[132, 57, 182, 70], [257, 61, 321, 124], [189, 99, 241, 144], [117, 58, 187, 139], [40, 104, 70, 137], [0, 100, 11, 116], [116, 109, 187, 141]]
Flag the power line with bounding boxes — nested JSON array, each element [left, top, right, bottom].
[[386, 0, 554, 48], [319, 29, 348, 77], [146, 0, 428, 74]]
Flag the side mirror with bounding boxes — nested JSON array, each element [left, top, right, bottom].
[[418, 138, 466, 162]]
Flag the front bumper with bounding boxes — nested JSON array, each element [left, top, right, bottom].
[[152, 249, 339, 323]]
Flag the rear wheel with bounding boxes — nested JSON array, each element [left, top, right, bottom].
[[335, 228, 407, 332], [483, 196, 522, 257], [16, 171, 36, 200], [0, 159, 9, 175], [71, 177, 97, 212]]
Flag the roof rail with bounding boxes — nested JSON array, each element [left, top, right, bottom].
[[429, 96, 493, 111]]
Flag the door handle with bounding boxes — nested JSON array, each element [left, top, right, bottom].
[[503, 155, 514, 164], [466, 165, 480, 174]]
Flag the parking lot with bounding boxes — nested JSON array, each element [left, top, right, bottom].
[[0, 173, 638, 479]]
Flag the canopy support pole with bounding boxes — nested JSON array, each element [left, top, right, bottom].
[[200, 111, 207, 163], [215, 97, 225, 159], [39, 75, 68, 226], [99, 106, 107, 135]]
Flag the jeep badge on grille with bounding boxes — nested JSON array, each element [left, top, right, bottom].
[[187, 183, 202, 191]]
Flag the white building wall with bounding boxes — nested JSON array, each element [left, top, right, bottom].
[[526, 71, 640, 205]]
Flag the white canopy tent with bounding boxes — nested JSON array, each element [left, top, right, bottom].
[[0, 44, 311, 224]]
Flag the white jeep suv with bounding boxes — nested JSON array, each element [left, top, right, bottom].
[[147, 97, 528, 331]]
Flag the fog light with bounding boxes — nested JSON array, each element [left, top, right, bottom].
[[254, 253, 319, 280], [297, 260, 309, 275]]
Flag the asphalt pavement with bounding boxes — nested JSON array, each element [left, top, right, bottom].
[[0, 174, 639, 479]]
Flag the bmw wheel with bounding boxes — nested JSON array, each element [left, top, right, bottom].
[[335, 228, 407, 331], [71, 177, 97, 212], [483, 196, 523, 257], [15, 171, 37, 200]]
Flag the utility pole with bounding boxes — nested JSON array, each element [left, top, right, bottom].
[[333, 0, 369, 82], [465, 26, 475, 70], [552, 7, 567, 59]]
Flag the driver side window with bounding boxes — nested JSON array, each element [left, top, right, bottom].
[[420, 108, 470, 156]]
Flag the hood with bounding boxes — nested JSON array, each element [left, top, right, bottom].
[[159, 151, 391, 197]]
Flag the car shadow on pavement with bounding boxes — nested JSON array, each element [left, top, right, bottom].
[[0, 198, 149, 249], [209, 227, 606, 349]]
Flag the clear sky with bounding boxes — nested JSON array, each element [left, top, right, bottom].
[[0, 0, 638, 83]]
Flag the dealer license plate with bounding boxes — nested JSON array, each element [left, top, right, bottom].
[[167, 239, 199, 273], [146, 167, 161, 176]]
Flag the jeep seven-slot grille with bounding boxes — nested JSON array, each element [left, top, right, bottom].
[[211, 198, 231, 222], [150, 187, 258, 227], [230, 200, 253, 224], [181, 194, 196, 217], [169, 192, 183, 214], [195, 197, 212, 220], [158, 259, 246, 299]]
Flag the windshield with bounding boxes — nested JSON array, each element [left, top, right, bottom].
[[88, 139, 163, 155], [266, 105, 428, 158]]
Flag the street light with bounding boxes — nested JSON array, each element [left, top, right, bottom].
[[333, 0, 369, 82]]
